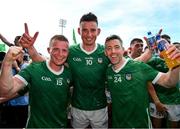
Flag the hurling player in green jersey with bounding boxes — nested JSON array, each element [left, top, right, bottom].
[[19, 13, 110, 128], [104, 34, 180, 128], [67, 12, 109, 128], [0, 24, 72, 128], [147, 41, 180, 128]]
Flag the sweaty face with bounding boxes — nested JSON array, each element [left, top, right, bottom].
[[78, 21, 100, 46], [105, 39, 124, 66], [48, 40, 69, 67]]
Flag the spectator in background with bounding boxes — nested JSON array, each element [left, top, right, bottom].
[[173, 42, 180, 51], [0, 33, 14, 47], [0, 36, 30, 128], [128, 38, 144, 59], [147, 36, 180, 128], [161, 34, 171, 44]]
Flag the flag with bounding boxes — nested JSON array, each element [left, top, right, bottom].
[[0, 43, 6, 52], [73, 28, 77, 44]]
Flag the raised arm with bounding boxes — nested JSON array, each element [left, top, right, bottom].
[[0, 33, 14, 47], [0, 46, 25, 97], [138, 29, 163, 63], [19, 23, 45, 62], [134, 48, 152, 63], [155, 45, 180, 87]]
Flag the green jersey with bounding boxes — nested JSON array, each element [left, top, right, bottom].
[[68, 44, 109, 110], [106, 59, 159, 128], [147, 56, 180, 104], [16, 61, 72, 128]]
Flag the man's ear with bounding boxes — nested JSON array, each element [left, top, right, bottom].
[[97, 28, 101, 36], [104, 50, 107, 56], [78, 28, 81, 35], [47, 47, 50, 54], [128, 47, 131, 54]]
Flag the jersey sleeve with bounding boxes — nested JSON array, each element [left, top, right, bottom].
[[141, 62, 160, 82], [15, 63, 33, 86]]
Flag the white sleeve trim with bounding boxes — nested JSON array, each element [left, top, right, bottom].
[[152, 72, 163, 84], [14, 75, 28, 86]]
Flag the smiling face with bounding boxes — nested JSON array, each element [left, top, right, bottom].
[[105, 39, 124, 67], [47, 35, 69, 70], [78, 21, 100, 47]]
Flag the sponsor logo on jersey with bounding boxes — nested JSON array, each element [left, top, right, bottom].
[[98, 58, 103, 63], [41, 76, 52, 81], [85, 57, 93, 60], [73, 57, 82, 62], [85, 57, 93, 65], [125, 73, 132, 80]]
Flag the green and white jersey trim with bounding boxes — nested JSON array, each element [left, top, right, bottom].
[[152, 72, 163, 84], [46, 60, 64, 75], [14, 60, 65, 86], [113, 58, 129, 73], [80, 43, 97, 55], [14, 75, 28, 86]]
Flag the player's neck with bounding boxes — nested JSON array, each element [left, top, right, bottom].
[[82, 43, 96, 52], [129, 53, 138, 59], [113, 57, 126, 70], [49, 61, 63, 72]]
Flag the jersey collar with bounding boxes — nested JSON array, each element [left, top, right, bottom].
[[46, 60, 64, 75], [80, 43, 97, 55], [113, 58, 129, 73]]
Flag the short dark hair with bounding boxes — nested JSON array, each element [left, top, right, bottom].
[[80, 12, 98, 25], [105, 34, 123, 47], [172, 42, 180, 45], [49, 35, 69, 47], [161, 34, 171, 43], [14, 36, 21, 46], [130, 38, 143, 46]]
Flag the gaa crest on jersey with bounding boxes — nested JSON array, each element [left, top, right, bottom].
[[67, 79, 70, 84], [98, 58, 103, 63], [125, 73, 132, 80], [107, 75, 113, 80]]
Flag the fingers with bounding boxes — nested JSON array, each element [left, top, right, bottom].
[[19, 23, 39, 48], [33, 31, 39, 42], [143, 36, 150, 48], [158, 28, 163, 35], [5, 46, 24, 62], [11, 46, 24, 57], [166, 45, 180, 60], [24, 23, 29, 35]]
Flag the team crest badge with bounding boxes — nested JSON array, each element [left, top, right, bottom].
[[125, 73, 132, 80], [107, 75, 113, 80], [67, 79, 70, 84], [98, 58, 103, 63]]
